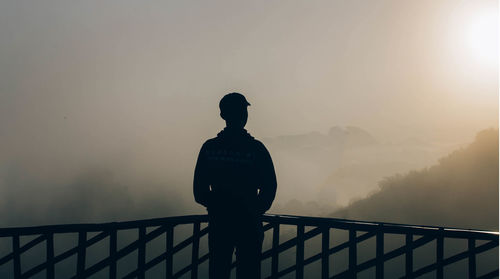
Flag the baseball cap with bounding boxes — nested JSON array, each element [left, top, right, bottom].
[[219, 92, 251, 112]]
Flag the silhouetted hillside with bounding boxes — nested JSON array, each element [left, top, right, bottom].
[[332, 128, 499, 230], [264, 125, 459, 211]]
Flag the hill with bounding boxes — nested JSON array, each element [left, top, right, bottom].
[[332, 128, 499, 230]]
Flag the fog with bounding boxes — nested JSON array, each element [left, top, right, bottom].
[[0, 0, 498, 227]]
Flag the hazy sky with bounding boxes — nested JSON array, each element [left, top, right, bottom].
[[0, 0, 498, 183]]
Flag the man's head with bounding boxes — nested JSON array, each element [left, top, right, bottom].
[[219, 92, 250, 129]]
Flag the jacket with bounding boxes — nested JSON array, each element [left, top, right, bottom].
[[193, 127, 277, 216]]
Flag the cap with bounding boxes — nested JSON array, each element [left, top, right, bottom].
[[219, 92, 250, 113]]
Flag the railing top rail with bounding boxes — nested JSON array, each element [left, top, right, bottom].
[[0, 215, 209, 236], [262, 214, 499, 240], [0, 214, 497, 240]]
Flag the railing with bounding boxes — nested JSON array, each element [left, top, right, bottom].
[[0, 214, 498, 278]]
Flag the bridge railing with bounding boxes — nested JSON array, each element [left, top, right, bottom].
[[0, 214, 497, 278]]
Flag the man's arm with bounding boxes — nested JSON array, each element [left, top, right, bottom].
[[193, 143, 210, 207], [257, 142, 277, 214]]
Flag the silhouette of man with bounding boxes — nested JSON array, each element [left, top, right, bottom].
[[194, 92, 277, 279]]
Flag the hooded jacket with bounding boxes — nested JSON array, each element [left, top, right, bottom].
[[193, 127, 277, 216]]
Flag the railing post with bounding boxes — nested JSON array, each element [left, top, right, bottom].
[[13, 235, 21, 279], [138, 226, 146, 279], [321, 227, 329, 279], [468, 238, 476, 279], [109, 228, 117, 279], [349, 229, 357, 278], [271, 222, 279, 279], [405, 233, 413, 278], [296, 224, 304, 279], [77, 231, 87, 277], [191, 222, 200, 279], [436, 229, 444, 279], [376, 226, 384, 279], [46, 233, 55, 279], [166, 225, 174, 279]]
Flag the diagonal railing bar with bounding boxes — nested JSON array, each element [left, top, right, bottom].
[[262, 248, 318, 279], [171, 226, 209, 255], [477, 270, 500, 279], [199, 253, 209, 264], [410, 239, 500, 278], [268, 231, 377, 279], [123, 249, 170, 279], [328, 230, 377, 256], [173, 260, 201, 279], [172, 264, 193, 279], [331, 269, 355, 279], [20, 230, 110, 279], [122, 225, 210, 279], [261, 226, 323, 260], [263, 222, 274, 232], [264, 230, 378, 279], [147, 249, 207, 279], [442, 240, 498, 268], [334, 234, 498, 279], [304, 246, 328, 266], [0, 214, 498, 279], [353, 234, 437, 274], [171, 253, 210, 279], [266, 231, 379, 279], [269, 260, 299, 278], [0, 234, 46, 266], [71, 225, 168, 279]]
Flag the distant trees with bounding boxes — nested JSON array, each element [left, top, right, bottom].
[[333, 129, 499, 230]]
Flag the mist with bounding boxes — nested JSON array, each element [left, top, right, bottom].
[[0, 0, 498, 228], [0, 2, 498, 279]]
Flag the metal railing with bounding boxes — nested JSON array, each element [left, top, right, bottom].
[[0, 214, 498, 278]]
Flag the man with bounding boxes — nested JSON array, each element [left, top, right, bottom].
[[193, 92, 277, 279]]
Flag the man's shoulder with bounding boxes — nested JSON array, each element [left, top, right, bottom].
[[201, 137, 219, 148], [204, 137, 219, 144], [248, 138, 271, 155], [251, 138, 266, 148]]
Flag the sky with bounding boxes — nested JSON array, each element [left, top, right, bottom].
[[0, 0, 498, 215]]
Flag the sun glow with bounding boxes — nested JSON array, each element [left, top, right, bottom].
[[462, 9, 498, 68]]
